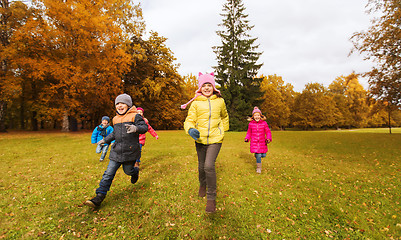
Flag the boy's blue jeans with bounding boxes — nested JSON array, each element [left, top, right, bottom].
[[96, 160, 138, 195], [254, 153, 266, 163], [96, 144, 109, 160], [136, 144, 143, 163]]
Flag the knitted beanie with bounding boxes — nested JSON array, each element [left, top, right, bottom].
[[252, 106, 262, 116], [181, 72, 220, 109], [115, 93, 133, 108], [137, 107, 144, 112], [101, 116, 110, 123]]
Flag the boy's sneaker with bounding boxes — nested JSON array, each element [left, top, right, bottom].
[[131, 167, 140, 184], [99, 158, 104, 162], [84, 193, 106, 208]]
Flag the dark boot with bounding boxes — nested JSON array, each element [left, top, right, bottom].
[[205, 200, 216, 213], [131, 167, 140, 184], [84, 193, 106, 208], [198, 186, 206, 197]]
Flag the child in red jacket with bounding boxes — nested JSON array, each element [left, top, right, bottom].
[[135, 107, 159, 168], [244, 107, 272, 173]]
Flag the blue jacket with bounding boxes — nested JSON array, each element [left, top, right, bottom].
[[91, 125, 114, 145]]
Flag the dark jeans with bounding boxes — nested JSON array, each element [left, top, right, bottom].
[[254, 153, 266, 163], [136, 144, 143, 163], [195, 142, 222, 200], [96, 160, 138, 195]]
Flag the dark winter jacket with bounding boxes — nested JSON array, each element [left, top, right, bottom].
[[104, 107, 148, 163]]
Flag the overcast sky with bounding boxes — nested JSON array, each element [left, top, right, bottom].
[[141, 0, 375, 92]]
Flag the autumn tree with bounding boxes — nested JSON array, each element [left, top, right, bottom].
[[0, 0, 33, 131], [351, 0, 401, 133], [260, 74, 295, 130], [367, 98, 391, 127], [182, 73, 198, 97], [10, 0, 145, 131], [213, 0, 263, 131], [291, 83, 339, 129], [123, 32, 186, 130], [329, 73, 369, 128]]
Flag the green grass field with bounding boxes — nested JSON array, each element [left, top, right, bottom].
[[1, 129, 401, 239]]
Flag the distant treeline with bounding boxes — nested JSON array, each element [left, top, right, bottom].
[[1, 1, 400, 131]]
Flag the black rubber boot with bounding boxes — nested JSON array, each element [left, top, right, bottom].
[[131, 167, 140, 184], [84, 193, 106, 208]]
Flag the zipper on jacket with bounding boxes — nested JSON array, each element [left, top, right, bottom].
[[256, 121, 260, 148], [207, 98, 211, 144]]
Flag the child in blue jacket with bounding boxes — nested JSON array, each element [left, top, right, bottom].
[[91, 116, 114, 161]]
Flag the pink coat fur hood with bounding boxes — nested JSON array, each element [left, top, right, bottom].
[[245, 120, 272, 153]]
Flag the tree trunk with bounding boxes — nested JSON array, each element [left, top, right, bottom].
[[388, 107, 392, 134], [0, 100, 7, 132], [69, 116, 78, 132], [32, 111, 38, 131], [20, 96, 25, 130], [62, 111, 69, 132]]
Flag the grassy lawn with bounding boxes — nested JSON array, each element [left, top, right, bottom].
[[1, 129, 401, 239]]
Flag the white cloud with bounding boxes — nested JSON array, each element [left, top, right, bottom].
[[141, 0, 374, 91]]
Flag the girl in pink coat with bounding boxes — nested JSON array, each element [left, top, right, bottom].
[[245, 107, 272, 173], [135, 107, 159, 168]]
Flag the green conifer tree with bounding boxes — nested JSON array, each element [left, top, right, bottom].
[[213, 0, 264, 131]]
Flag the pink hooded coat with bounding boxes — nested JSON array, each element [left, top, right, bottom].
[[245, 120, 272, 153]]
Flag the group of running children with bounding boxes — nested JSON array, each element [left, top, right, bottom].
[[85, 72, 272, 213]]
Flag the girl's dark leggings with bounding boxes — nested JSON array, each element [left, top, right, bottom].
[[195, 142, 222, 200]]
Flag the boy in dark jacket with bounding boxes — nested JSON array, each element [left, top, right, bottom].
[[84, 93, 148, 208]]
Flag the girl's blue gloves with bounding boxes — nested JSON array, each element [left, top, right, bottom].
[[188, 128, 200, 141]]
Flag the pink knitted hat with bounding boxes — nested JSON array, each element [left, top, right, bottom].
[[137, 107, 144, 112], [252, 106, 262, 116], [180, 72, 220, 109]]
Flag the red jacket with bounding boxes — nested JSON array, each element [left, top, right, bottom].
[[245, 120, 272, 153], [139, 118, 158, 145]]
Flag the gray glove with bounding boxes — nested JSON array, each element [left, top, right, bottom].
[[97, 139, 105, 145], [125, 124, 138, 133]]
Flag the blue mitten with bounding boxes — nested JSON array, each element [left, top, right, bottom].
[[188, 128, 200, 141]]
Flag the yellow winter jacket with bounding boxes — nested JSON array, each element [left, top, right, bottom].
[[184, 95, 229, 144]]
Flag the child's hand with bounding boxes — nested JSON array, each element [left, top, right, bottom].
[[156, 136, 159, 140], [97, 139, 105, 145], [266, 139, 271, 144], [188, 128, 200, 141], [125, 124, 138, 133], [244, 139, 249, 142]]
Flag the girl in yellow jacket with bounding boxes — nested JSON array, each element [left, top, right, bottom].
[[181, 72, 229, 213]]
